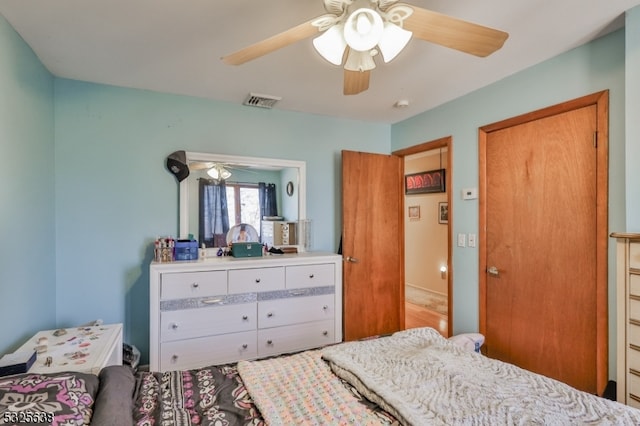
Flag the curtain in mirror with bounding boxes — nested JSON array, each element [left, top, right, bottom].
[[259, 183, 278, 218], [199, 179, 230, 247]]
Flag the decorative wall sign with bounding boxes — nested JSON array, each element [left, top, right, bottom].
[[405, 169, 446, 194]]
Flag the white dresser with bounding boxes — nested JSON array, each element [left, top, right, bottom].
[[613, 232, 640, 407], [149, 252, 342, 372], [16, 324, 123, 375]]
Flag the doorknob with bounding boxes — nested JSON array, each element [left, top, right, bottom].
[[344, 256, 359, 263], [487, 266, 499, 276]]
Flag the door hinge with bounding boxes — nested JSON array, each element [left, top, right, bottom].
[[593, 132, 598, 148]]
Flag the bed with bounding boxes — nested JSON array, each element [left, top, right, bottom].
[[1, 327, 639, 425]]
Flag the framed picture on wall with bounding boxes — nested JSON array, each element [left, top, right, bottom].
[[405, 169, 446, 194], [408, 205, 420, 220], [438, 202, 448, 224]]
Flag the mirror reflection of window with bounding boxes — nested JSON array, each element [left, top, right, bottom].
[[179, 153, 306, 246], [199, 179, 279, 248], [226, 184, 260, 236]]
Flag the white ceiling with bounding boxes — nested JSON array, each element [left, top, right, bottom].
[[1, 1, 638, 124]]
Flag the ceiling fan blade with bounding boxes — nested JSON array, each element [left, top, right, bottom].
[[222, 19, 320, 65], [403, 6, 508, 57], [343, 70, 370, 95], [189, 162, 214, 171]]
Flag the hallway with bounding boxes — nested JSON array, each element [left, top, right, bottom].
[[405, 301, 448, 337]]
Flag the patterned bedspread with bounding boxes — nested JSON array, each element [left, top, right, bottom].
[[132, 364, 263, 426], [322, 327, 640, 426]]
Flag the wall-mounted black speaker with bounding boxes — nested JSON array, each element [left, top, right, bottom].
[[166, 150, 190, 182]]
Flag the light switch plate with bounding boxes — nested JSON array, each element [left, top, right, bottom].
[[457, 233, 466, 247], [462, 188, 478, 200]]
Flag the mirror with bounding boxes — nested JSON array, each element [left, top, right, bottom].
[[179, 152, 306, 249]]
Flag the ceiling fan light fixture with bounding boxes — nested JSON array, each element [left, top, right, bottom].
[[313, 25, 347, 65], [378, 22, 412, 63], [207, 164, 232, 180], [343, 8, 384, 52], [344, 48, 377, 72]]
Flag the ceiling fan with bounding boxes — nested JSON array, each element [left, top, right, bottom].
[[221, 0, 509, 95], [189, 161, 263, 181]]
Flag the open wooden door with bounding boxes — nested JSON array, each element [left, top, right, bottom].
[[342, 150, 404, 341]]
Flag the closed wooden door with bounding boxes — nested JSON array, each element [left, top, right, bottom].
[[479, 92, 609, 394], [342, 150, 404, 341]]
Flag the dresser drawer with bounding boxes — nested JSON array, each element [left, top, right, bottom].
[[258, 294, 334, 328], [228, 267, 285, 293], [629, 370, 640, 406], [286, 263, 335, 289], [161, 331, 257, 371], [629, 346, 640, 372], [161, 271, 227, 300], [628, 395, 640, 410], [631, 242, 640, 269], [631, 299, 640, 323], [631, 274, 640, 297], [258, 320, 335, 358], [629, 324, 640, 347], [161, 303, 256, 342]]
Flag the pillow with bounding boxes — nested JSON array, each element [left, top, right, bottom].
[[0, 371, 99, 425], [91, 366, 135, 426], [448, 333, 485, 352]]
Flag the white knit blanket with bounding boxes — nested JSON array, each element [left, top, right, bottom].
[[322, 327, 640, 426], [237, 350, 395, 425]]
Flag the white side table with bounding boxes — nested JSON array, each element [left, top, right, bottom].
[[15, 323, 123, 375]]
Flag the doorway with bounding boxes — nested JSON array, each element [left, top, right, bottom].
[[479, 91, 609, 394], [394, 137, 453, 338]]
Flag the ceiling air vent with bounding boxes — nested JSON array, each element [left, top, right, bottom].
[[243, 92, 282, 109]]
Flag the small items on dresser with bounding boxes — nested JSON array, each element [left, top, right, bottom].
[[0, 351, 36, 377], [174, 239, 199, 261], [154, 236, 176, 262], [227, 223, 263, 258], [154, 237, 199, 262]]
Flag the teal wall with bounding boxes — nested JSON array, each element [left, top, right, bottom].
[[1, 8, 638, 378], [53, 80, 389, 361], [392, 23, 636, 376], [0, 15, 55, 351]]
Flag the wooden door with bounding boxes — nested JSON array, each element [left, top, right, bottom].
[[479, 91, 609, 394], [342, 150, 404, 341]]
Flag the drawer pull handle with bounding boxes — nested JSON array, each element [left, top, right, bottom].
[[242, 344, 248, 349], [202, 298, 223, 305], [323, 305, 329, 311], [171, 354, 178, 362], [171, 323, 179, 330], [255, 278, 261, 283], [267, 312, 274, 318], [242, 315, 248, 320], [289, 291, 305, 296], [267, 340, 273, 345], [323, 331, 329, 336], [309, 274, 315, 279], [192, 282, 199, 288]]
